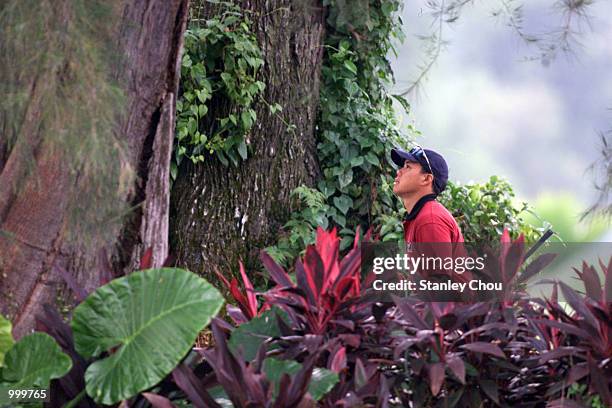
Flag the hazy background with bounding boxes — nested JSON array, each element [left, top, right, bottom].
[[389, 0, 612, 241]]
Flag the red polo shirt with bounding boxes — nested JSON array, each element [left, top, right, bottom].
[[403, 199, 464, 243]]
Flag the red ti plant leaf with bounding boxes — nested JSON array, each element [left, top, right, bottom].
[[295, 259, 317, 306], [559, 282, 599, 331], [589, 358, 611, 407], [499, 228, 511, 262], [532, 319, 590, 339], [501, 233, 525, 286], [238, 261, 258, 319], [229, 279, 253, 319], [215, 264, 261, 322], [602, 257, 612, 303], [538, 347, 583, 364], [393, 296, 428, 330], [478, 379, 499, 405], [140, 247, 153, 270], [264, 227, 364, 334], [200, 319, 269, 406], [518, 253, 558, 284], [354, 358, 369, 390], [428, 362, 445, 397], [574, 261, 602, 301], [352, 225, 361, 250], [172, 363, 221, 408], [303, 246, 325, 302], [501, 228, 511, 244], [330, 346, 347, 373], [141, 393, 177, 408], [333, 275, 359, 303], [315, 227, 340, 292], [446, 354, 465, 384], [567, 362, 589, 384], [260, 250, 294, 288], [460, 342, 506, 358]]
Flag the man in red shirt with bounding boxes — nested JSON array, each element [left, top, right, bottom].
[[391, 146, 471, 301], [391, 146, 463, 244]]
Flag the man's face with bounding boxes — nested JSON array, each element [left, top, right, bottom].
[[393, 160, 432, 196]]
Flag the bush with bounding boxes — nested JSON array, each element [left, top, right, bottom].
[[439, 176, 546, 243]]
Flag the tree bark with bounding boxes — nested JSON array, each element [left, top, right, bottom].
[[0, 0, 189, 338], [170, 0, 324, 281]]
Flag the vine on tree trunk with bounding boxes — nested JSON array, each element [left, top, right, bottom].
[[266, 0, 410, 266], [174, 1, 266, 176]]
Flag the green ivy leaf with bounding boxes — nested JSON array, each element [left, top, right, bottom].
[[343, 60, 357, 74], [365, 152, 380, 166], [338, 169, 353, 189], [198, 104, 208, 117], [350, 156, 364, 167], [237, 140, 248, 160], [314, 213, 329, 229], [240, 110, 252, 129], [317, 181, 335, 198], [269, 103, 282, 114], [72, 268, 224, 405], [334, 213, 346, 228], [170, 161, 178, 181], [333, 195, 353, 215], [228, 114, 238, 126]]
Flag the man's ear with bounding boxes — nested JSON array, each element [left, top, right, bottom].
[[420, 172, 433, 186]]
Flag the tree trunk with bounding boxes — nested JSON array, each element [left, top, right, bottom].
[[170, 0, 324, 281], [0, 0, 189, 338]]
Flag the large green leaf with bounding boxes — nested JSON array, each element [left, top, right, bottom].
[[263, 358, 338, 401], [71, 268, 224, 405], [0, 315, 13, 367], [0, 332, 71, 388], [229, 308, 287, 361]]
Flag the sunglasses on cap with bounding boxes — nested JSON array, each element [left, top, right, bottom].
[[409, 145, 433, 175]]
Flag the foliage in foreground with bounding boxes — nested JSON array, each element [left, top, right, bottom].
[[224, 228, 611, 407], [0, 267, 224, 406], [1, 230, 609, 407]]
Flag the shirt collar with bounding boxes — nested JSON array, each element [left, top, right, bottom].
[[403, 193, 438, 221]]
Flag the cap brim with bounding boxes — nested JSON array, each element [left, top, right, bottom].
[[391, 148, 417, 167]]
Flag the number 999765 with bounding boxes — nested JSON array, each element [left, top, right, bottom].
[[0, 386, 49, 404]]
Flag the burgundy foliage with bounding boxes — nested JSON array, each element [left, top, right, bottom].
[[34, 229, 611, 407]]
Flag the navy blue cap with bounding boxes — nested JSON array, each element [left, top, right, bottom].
[[391, 147, 449, 194]]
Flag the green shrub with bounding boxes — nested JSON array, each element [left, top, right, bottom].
[[439, 176, 547, 243]]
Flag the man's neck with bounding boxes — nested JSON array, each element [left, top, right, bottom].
[[402, 191, 435, 214]]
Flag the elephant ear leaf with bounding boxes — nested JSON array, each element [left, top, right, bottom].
[[0, 315, 13, 367], [1, 332, 72, 388], [71, 268, 224, 405]]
